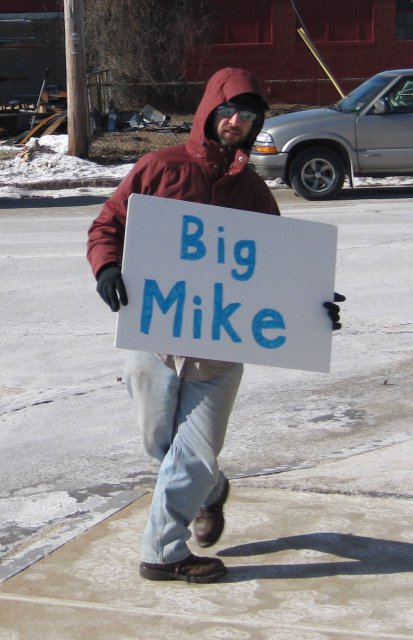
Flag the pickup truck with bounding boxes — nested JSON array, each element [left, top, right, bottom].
[[250, 69, 413, 200]]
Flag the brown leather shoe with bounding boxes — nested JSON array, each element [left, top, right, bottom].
[[194, 478, 230, 548], [139, 553, 227, 583]]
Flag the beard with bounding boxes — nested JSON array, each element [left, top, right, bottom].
[[218, 127, 249, 146]]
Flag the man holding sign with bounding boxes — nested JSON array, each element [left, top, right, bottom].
[[87, 67, 343, 583]]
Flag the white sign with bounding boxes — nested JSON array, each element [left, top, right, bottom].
[[115, 194, 337, 373]]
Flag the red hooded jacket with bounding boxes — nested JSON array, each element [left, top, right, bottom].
[[87, 67, 280, 278]]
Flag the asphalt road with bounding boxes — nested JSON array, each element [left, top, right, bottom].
[[1, 185, 412, 576]]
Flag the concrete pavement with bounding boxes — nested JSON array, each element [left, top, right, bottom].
[[1, 471, 413, 639], [1, 187, 413, 638]]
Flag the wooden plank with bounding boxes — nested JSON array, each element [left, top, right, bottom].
[[15, 113, 60, 145], [41, 111, 67, 135]]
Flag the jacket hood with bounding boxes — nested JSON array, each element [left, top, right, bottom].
[[188, 67, 268, 153]]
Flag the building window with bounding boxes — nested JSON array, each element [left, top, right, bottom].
[[294, 0, 373, 42], [211, 0, 272, 45], [396, 0, 413, 39]]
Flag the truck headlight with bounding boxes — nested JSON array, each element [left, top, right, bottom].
[[253, 132, 278, 154]]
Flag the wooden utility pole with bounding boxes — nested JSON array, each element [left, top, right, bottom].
[[64, 0, 88, 157]]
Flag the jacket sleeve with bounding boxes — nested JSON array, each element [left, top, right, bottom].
[[247, 167, 281, 216], [86, 154, 157, 278]]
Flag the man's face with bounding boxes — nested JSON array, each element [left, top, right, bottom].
[[213, 103, 257, 147]]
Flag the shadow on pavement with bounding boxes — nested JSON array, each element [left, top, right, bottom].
[[218, 532, 413, 581], [272, 185, 413, 201], [0, 196, 107, 209], [338, 186, 413, 201]]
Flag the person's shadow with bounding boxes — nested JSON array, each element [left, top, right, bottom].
[[216, 532, 413, 582]]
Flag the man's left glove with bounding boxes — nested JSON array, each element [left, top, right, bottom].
[[323, 292, 346, 330], [96, 264, 128, 312]]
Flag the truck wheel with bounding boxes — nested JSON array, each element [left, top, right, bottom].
[[289, 148, 345, 200]]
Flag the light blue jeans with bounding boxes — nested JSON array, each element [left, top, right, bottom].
[[123, 351, 243, 563]]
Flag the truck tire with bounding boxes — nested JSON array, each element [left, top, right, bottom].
[[289, 147, 345, 200]]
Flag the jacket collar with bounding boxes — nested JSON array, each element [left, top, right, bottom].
[[186, 137, 250, 176]]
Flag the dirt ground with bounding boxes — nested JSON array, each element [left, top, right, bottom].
[[0, 103, 309, 164], [87, 103, 309, 164], [88, 114, 191, 164]]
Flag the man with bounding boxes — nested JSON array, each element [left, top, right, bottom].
[[87, 67, 343, 584]]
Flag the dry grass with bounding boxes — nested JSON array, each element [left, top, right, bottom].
[[0, 103, 309, 164], [88, 114, 191, 164], [88, 130, 190, 164], [87, 103, 309, 165]]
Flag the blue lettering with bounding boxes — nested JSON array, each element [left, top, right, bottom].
[[231, 240, 256, 281], [180, 215, 206, 261], [140, 279, 186, 337], [192, 294, 202, 339], [217, 226, 225, 263], [211, 283, 242, 343], [252, 308, 286, 349]]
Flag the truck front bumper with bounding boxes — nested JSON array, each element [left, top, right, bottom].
[[248, 152, 288, 181]]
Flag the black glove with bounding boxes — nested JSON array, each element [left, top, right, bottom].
[[96, 264, 128, 312], [323, 292, 345, 330]]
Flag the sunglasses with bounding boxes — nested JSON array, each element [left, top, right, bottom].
[[216, 104, 258, 123]]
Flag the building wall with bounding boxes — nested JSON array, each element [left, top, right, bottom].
[[187, 0, 413, 105], [0, 1, 62, 13], [2, 0, 413, 110], [0, 2, 64, 105]]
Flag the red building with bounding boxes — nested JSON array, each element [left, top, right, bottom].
[[2, 1, 413, 108], [187, 0, 413, 105]]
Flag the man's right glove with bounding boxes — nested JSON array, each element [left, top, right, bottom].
[[323, 292, 346, 330], [96, 264, 128, 312]]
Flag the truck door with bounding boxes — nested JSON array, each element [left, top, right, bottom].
[[356, 77, 413, 173]]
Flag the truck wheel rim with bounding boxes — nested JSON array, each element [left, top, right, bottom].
[[301, 158, 336, 192]]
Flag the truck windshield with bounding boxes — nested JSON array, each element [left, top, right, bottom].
[[336, 75, 395, 113]]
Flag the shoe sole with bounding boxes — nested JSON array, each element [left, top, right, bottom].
[[139, 565, 228, 583]]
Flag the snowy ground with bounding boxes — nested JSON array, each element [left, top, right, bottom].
[[0, 135, 132, 199], [2, 133, 413, 198], [1, 134, 413, 579]]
